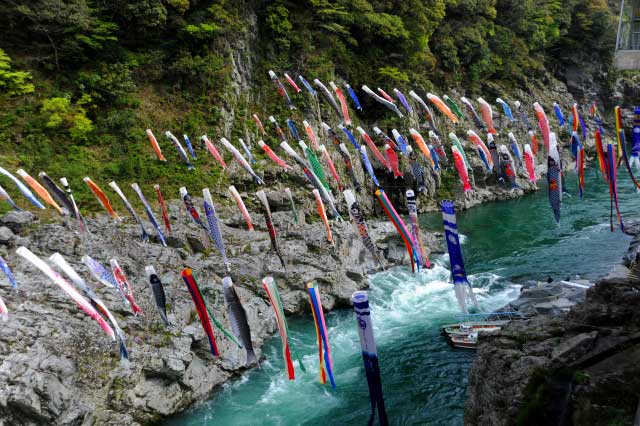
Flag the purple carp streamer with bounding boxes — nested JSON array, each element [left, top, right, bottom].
[[351, 291, 389, 426], [394, 88, 412, 114], [203, 188, 231, 272], [131, 182, 167, 246], [440, 200, 478, 314], [82, 255, 126, 304], [344, 190, 384, 269]]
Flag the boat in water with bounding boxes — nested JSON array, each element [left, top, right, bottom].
[[441, 320, 508, 338], [450, 332, 478, 349]]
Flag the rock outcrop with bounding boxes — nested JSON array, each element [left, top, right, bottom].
[[465, 228, 640, 426], [0, 198, 438, 426]]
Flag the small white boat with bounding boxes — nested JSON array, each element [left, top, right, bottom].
[[441, 320, 508, 337], [451, 332, 478, 349]]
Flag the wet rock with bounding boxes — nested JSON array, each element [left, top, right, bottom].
[[1, 211, 36, 234], [551, 331, 598, 362], [0, 226, 15, 245], [466, 275, 640, 426]]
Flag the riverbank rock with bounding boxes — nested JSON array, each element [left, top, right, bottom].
[[0, 201, 439, 426], [465, 274, 640, 426]]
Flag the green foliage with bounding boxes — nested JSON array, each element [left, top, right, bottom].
[[0, 50, 34, 95], [377, 66, 409, 83], [41, 95, 93, 141], [0, 0, 619, 213]]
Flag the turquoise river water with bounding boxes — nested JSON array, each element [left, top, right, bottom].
[[165, 170, 639, 426]]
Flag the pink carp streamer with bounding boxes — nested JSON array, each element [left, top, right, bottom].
[[452, 146, 473, 193], [228, 185, 254, 231], [258, 140, 290, 171], [201, 135, 227, 169], [357, 127, 389, 170], [523, 144, 537, 185], [533, 102, 551, 154], [16, 247, 115, 340], [330, 82, 352, 126], [283, 72, 301, 93], [477, 98, 497, 134], [110, 259, 143, 316]]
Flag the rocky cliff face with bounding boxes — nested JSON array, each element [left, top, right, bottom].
[[0, 193, 437, 426], [465, 226, 640, 426]]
